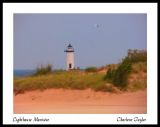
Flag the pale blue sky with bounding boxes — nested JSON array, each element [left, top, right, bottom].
[[14, 14, 147, 70]]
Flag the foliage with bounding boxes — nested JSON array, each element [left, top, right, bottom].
[[104, 67, 115, 82], [33, 64, 52, 76], [112, 57, 132, 89], [128, 78, 147, 91], [104, 49, 147, 89], [85, 66, 97, 73], [132, 62, 147, 73], [14, 71, 114, 94], [128, 50, 147, 63]]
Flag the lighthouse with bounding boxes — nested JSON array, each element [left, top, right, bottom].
[[64, 44, 75, 70]]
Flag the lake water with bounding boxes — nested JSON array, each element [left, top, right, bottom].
[[14, 70, 35, 77]]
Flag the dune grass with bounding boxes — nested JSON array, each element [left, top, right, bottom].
[[14, 62, 147, 94], [132, 61, 147, 73], [14, 71, 110, 94], [127, 62, 147, 91], [128, 79, 147, 91], [85, 66, 97, 73]]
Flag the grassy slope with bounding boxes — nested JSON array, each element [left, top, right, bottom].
[[14, 71, 107, 94], [14, 62, 147, 94]]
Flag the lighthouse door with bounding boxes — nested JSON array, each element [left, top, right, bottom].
[[69, 64, 72, 69]]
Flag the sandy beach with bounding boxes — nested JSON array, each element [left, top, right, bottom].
[[14, 88, 147, 114]]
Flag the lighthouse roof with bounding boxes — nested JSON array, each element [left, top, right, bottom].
[[68, 44, 72, 48], [64, 44, 74, 52]]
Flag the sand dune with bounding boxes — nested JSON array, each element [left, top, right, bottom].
[[14, 88, 147, 114]]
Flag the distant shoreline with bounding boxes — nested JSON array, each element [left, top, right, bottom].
[[14, 70, 35, 77]]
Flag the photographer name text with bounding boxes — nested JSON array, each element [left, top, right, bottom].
[[117, 116, 146, 123]]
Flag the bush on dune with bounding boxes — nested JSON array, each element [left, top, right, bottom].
[[33, 64, 52, 76], [85, 66, 97, 73], [104, 49, 147, 90], [104, 57, 132, 89]]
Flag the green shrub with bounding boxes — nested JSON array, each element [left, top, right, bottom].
[[112, 57, 132, 89], [128, 50, 147, 63], [104, 57, 132, 89], [85, 66, 97, 73], [33, 64, 52, 76], [104, 49, 147, 90], [104, 67, 115, 82]]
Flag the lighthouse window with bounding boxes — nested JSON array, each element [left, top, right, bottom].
[[69, 64, 72, 69]]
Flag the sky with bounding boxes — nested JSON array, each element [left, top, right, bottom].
[[14, 14, 147, 70]]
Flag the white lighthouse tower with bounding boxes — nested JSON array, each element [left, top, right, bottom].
[[64, 44, 75, 70]]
